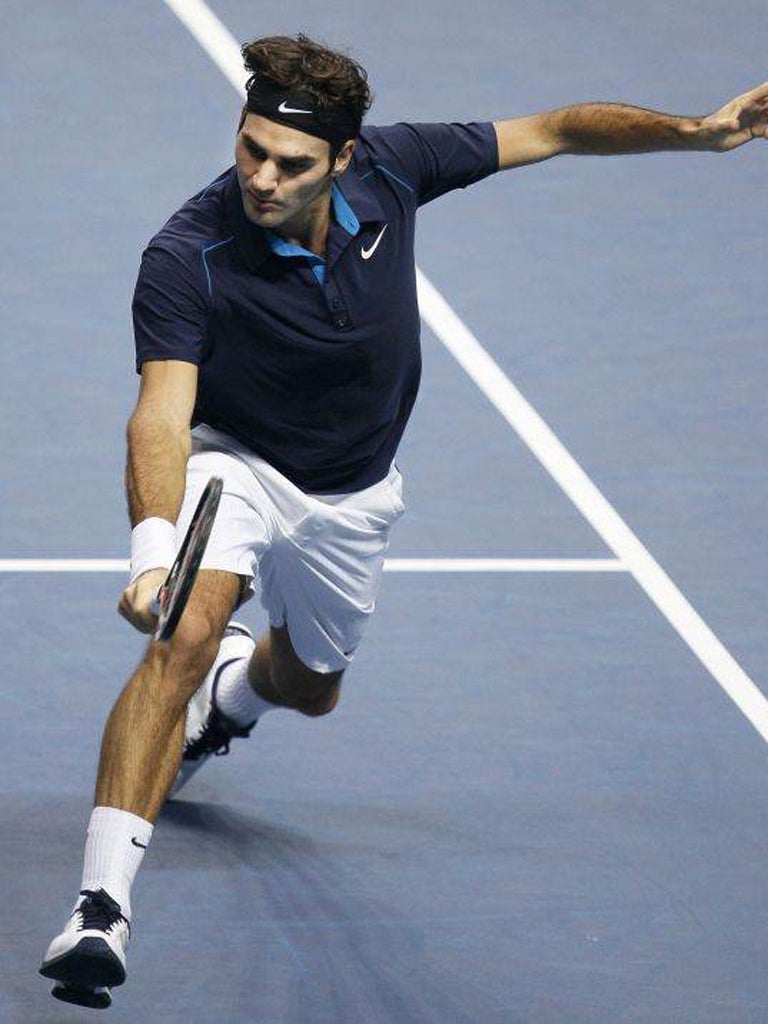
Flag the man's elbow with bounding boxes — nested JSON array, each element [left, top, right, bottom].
[[127, 405, 191, 458]]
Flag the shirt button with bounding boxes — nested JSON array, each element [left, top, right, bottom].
[[334, 314, 350, 329], [331, 298, 342, 309]]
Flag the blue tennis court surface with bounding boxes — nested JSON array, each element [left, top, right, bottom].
[[2, 2, 766, 1021]]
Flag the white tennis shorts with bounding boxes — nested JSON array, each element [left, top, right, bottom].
[[174, 424, 405, 673]]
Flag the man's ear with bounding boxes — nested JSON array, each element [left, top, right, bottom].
[[332, 138, 356, 177]]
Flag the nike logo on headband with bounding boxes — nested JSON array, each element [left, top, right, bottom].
[[278, 100, 313, 115]]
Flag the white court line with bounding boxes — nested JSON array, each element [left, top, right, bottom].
[[162, 0, 247, 91], [0, 559, 624, 574], [0, 560, 129, 573], [161, 0, 768, 744], [415, 275, 768, 741], [386, 559, 625, 573]]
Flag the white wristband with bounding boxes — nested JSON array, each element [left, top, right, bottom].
[[129, 517, 177, 583]]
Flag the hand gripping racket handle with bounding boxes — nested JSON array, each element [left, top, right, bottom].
[[149, 577, 176, 618]]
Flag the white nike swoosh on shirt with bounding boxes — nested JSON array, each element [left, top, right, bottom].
[[278, 100, 313, 114], [361, 224, 388, 260]]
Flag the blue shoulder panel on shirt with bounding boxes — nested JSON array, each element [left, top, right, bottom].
[[200, 237, 234, 298], [359, 164, 415, 193]]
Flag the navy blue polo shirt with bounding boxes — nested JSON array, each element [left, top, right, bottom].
[[132, 121, 499, 493]]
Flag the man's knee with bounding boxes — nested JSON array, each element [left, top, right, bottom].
[[268, 662, 343, 716], [145, 610, 222, 699], [167, 610, 222, 676], [267, 626, 344, 717], [153, 573, 240, 675], [143, 573, 240, 703], [292, 679, 342, 717]]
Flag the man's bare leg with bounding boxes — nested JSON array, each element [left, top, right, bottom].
[[95, 569, 242, 821], [39, 570, 243, 999], [248, 624, 343, 717]]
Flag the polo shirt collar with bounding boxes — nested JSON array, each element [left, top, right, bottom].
[[335, 162, 385, 225], [264, 182, 360, 260], [330, 180, 360, 236]]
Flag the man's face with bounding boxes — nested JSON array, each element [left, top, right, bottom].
[[235, 113, 349, 230]]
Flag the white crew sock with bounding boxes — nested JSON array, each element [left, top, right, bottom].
[[80, 806, 153, 919], [215, 657, 279, 726]]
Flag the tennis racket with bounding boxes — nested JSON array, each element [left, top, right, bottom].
[[150, 476, 223, 642]]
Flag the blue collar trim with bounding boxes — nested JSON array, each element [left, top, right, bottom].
[[264, 182, 361, 286], [264, 231, 322, 263], [331, 180, 360, 236], [264, 181, 360, 261]]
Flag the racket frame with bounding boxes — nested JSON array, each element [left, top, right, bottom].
[[152, 476, 224, 642]]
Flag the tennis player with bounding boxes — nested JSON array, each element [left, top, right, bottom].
[[40, 33, 768, 1006]]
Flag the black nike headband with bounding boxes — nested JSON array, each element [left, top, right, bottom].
[[245, 76, 359, 148]]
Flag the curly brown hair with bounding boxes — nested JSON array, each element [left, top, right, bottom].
[[241, 33, 373, 138]]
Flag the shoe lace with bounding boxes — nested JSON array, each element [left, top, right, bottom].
[[77, 889, 128, 934], [183, 708, 254, 762]]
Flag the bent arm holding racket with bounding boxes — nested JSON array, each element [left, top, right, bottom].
[[118, 359, 197, 634]]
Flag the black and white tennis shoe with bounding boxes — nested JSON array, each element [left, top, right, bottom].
[[39, 888, 130, 1009], [171, 622, 257, 795]]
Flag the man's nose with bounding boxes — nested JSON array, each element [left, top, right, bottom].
[[252, 162, 277, 194]]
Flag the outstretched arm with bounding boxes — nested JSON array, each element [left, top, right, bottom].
[[494, 80, 768, 170]]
